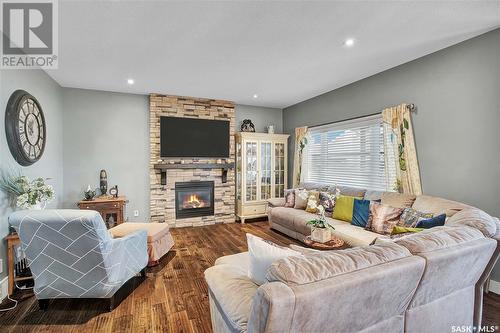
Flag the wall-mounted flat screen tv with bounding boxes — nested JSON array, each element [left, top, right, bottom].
[[160, 117, 230, 158]]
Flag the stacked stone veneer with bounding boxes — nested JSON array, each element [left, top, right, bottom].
[[149, 94, 236, 227]]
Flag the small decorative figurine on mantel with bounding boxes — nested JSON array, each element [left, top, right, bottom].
[[99, 169, 108, 197], [109, 185, 119, 198]]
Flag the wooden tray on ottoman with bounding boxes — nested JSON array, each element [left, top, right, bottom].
[[304, 236, 349, 250]]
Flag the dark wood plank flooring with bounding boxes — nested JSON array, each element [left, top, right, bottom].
[[0, 221, 499, 332]]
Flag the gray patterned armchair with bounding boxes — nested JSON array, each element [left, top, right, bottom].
[[9, 209, 148, 310]]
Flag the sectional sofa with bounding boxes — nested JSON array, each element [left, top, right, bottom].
[[205, 185, 500, 333], [267, 183, 473, 246]]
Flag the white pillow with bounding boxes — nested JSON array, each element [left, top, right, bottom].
[[246, 233, 302, 285]]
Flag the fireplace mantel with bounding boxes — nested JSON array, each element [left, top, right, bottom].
[[154, 162, 235, 185]]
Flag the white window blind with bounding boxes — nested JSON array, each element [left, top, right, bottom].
[[304, 114, 397, 191]]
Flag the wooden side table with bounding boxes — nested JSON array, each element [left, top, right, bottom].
[[77, 196, 127, 229], [6, 233, 33, 296]]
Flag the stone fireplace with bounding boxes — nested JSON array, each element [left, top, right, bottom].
[[149, 94, 235, 227]]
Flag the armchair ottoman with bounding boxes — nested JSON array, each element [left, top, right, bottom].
[[110, 222, 174, 266]]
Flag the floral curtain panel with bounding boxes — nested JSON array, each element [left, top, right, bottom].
[[293, 126, 308, 187], [382, 103, 422, 195]]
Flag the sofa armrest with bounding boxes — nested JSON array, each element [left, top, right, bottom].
[[267, 198, 285, 208], [247, 282, 296, 333], [105, 230, 148, 282]]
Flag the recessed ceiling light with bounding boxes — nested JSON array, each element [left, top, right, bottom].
[[344, 38, 355, 47], [253, 94, 258, 99], [127, 78, 134, 85]]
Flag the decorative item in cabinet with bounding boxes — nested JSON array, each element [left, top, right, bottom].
[[77, 196, 127, 228], [235, 132, 289, 223]]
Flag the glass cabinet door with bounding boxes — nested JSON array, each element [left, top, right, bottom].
[[273, 142, 285, 197], [245, 141, 258, 201], [260, 142, 272, 200]]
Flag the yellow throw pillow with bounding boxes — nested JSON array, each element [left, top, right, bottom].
[[332, 195, 362, 222], [391, 226, 424, 234], [305, 190, 320, 213]]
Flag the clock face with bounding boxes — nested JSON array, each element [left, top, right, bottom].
[[5, 90, 46, 166]]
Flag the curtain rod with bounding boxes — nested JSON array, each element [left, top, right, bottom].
[[308, 103, 416, 130]]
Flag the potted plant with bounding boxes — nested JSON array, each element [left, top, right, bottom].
[[0, 172, 54, 210], [306, 205, 335, 243]]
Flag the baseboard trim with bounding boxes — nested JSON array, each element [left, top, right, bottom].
[[0, 276, 8, 302], [489, 279, 500, 295]]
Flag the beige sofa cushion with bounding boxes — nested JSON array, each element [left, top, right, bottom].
[[364, 190, 386, 201], [266, 241, 411, 285], [336, 185, 366, 198], [392, 226, 484, 254], [381, 192, 416, 208], [269, 207, 343, 235], [267, 197, 285, 208], [299, 182, 330, 191], [411, 194, 469, 217], [331, 222, 380, 247], [445, 207, 498, 238]]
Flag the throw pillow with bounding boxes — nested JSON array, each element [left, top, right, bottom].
[[399, 207, 434, 227], [366, 202, 404, 235], [319, 191, 336, 213], [332, 195, 361, 222], [381, 192, 417, 208], [294, 189, 308, 209], [246, 233, 301, 285], [415, 214, 446, 229], [351, 199, 371, 228], [284, 189, 295, 208], [391, 226, 424, 234], [305, 190, 320, 213]]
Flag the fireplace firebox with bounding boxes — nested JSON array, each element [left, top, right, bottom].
[[175, 181, 214, 219]]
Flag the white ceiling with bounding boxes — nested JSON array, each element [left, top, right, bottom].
[[47, 1, 500, 108]]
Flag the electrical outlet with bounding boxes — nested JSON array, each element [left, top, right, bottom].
[[133, 210, 139, 217]]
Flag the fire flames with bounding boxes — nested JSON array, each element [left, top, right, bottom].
[[182, 194, 206, 209]]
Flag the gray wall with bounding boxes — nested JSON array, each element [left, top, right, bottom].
[[61, 91, 283, 222], [61, 88, 150, 221], [236, 104, 283, 133], [0, 69, 64, 280], [283, 28, 500, 281]]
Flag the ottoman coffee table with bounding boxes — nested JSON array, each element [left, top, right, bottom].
[[110, 222, 174, 266]]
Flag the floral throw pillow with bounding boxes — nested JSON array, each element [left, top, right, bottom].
[[319, 191, 336, 213], [399, 207, 433, 227], [366, 202, 404, 235], [284, 189, 295, 208], [305, 190, 320, 213]]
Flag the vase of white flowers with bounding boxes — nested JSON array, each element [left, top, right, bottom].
[[306, 205, 335, 243], [0, 173, 54, 210]]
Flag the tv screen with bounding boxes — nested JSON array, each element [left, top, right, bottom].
[[160, 117, 230, 158]]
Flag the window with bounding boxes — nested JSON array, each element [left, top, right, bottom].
[[304, 114, 397, 191]]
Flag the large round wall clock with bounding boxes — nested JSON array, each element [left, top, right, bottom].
[[5, 90, 46, 166]]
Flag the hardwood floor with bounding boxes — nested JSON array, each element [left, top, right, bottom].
[[0, 221, 499, 332]]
